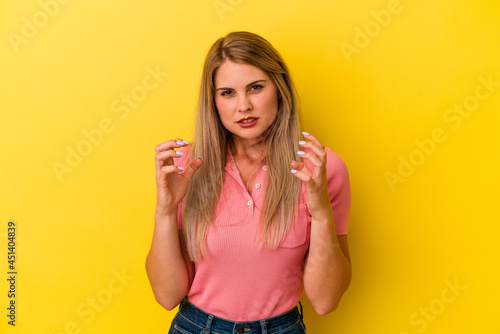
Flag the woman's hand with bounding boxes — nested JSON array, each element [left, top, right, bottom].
[[290, 133, 333, 221], [155, 139, 203, 216]]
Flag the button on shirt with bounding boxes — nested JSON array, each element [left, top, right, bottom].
[[175, 146, 351, 321]]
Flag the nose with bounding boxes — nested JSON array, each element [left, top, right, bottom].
[[237, 94, 253, 112]]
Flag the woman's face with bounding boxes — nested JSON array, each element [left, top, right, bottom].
[[213, 60, 279, 146]]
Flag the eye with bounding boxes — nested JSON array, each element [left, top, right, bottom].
[[220, 90, 233, 97], [250, 84, 263, 91]]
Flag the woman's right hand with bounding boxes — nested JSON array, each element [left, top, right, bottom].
[[155, 139, 203, 216]]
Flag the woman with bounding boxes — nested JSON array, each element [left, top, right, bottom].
[[146, 31, 352, 334]]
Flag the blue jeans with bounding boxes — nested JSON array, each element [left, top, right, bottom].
[[168, 297, 306, 334]]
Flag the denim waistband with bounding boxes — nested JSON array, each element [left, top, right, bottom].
[[177, 297, 304, 334]]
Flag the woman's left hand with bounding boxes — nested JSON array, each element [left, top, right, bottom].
[[290, 133, 333, 221]]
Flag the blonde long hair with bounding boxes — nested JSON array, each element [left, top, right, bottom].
[[183, 31, 302, 262]]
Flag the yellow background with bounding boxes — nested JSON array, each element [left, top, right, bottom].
[[1, 0, 499, 333]]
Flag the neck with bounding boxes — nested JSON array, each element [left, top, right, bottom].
[[230, 137, 266, 163]]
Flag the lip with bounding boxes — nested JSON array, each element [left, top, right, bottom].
[[237, 117, 258, 122], [237, 117, 259, 128]]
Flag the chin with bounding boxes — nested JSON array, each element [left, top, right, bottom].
[[232, 130, 265, 141]]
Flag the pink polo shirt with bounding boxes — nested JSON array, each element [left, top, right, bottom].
[[175, 145, 350, 321]]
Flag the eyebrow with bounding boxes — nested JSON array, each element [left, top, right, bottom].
[[215, 80, 267, 91]]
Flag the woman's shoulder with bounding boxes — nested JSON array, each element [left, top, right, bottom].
[[324, 147, 349, 176], [323, 148, 351, 234], [323, 147, 350, 194]]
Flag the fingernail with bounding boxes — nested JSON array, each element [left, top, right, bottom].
[[289, 159, 296, 164], [299, 141, 307, 146], [183, 140, 190, 145], [302, 132, 310, 136], [176, 141, 185, 145], [176, 151, 184, 156], [291, 169, 297, 174], [177, 166, 185, 171], [297, 151, 305, 156], [198, 156, 204, 160]]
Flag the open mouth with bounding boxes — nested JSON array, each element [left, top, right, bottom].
[[237, 117, 259, 127], [238, 118, 258, 123]]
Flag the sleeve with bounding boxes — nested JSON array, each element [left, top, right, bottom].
[[324, 148, 351, 235], [172, 146, 192, 230]]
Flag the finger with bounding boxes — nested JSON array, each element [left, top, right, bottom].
[[299, 139, 327, 161], [158, 165, 185, 182], [290, 167, 313, 183], [180, 157, 203, 181], [156, 149, 185, 166], [290, 160, 312, 176], [301, 132, 324, 149], [155, 139, 189, 170], [297, 150, 323, 169], [155, 150, 185, 176], [155, 138, 189, 154]]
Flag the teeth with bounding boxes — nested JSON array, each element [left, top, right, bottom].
[[240, 118, 256, 123]]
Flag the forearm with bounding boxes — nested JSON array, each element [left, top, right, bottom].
[[303, 211, 351, 315], [146, 211, 192, 310]]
